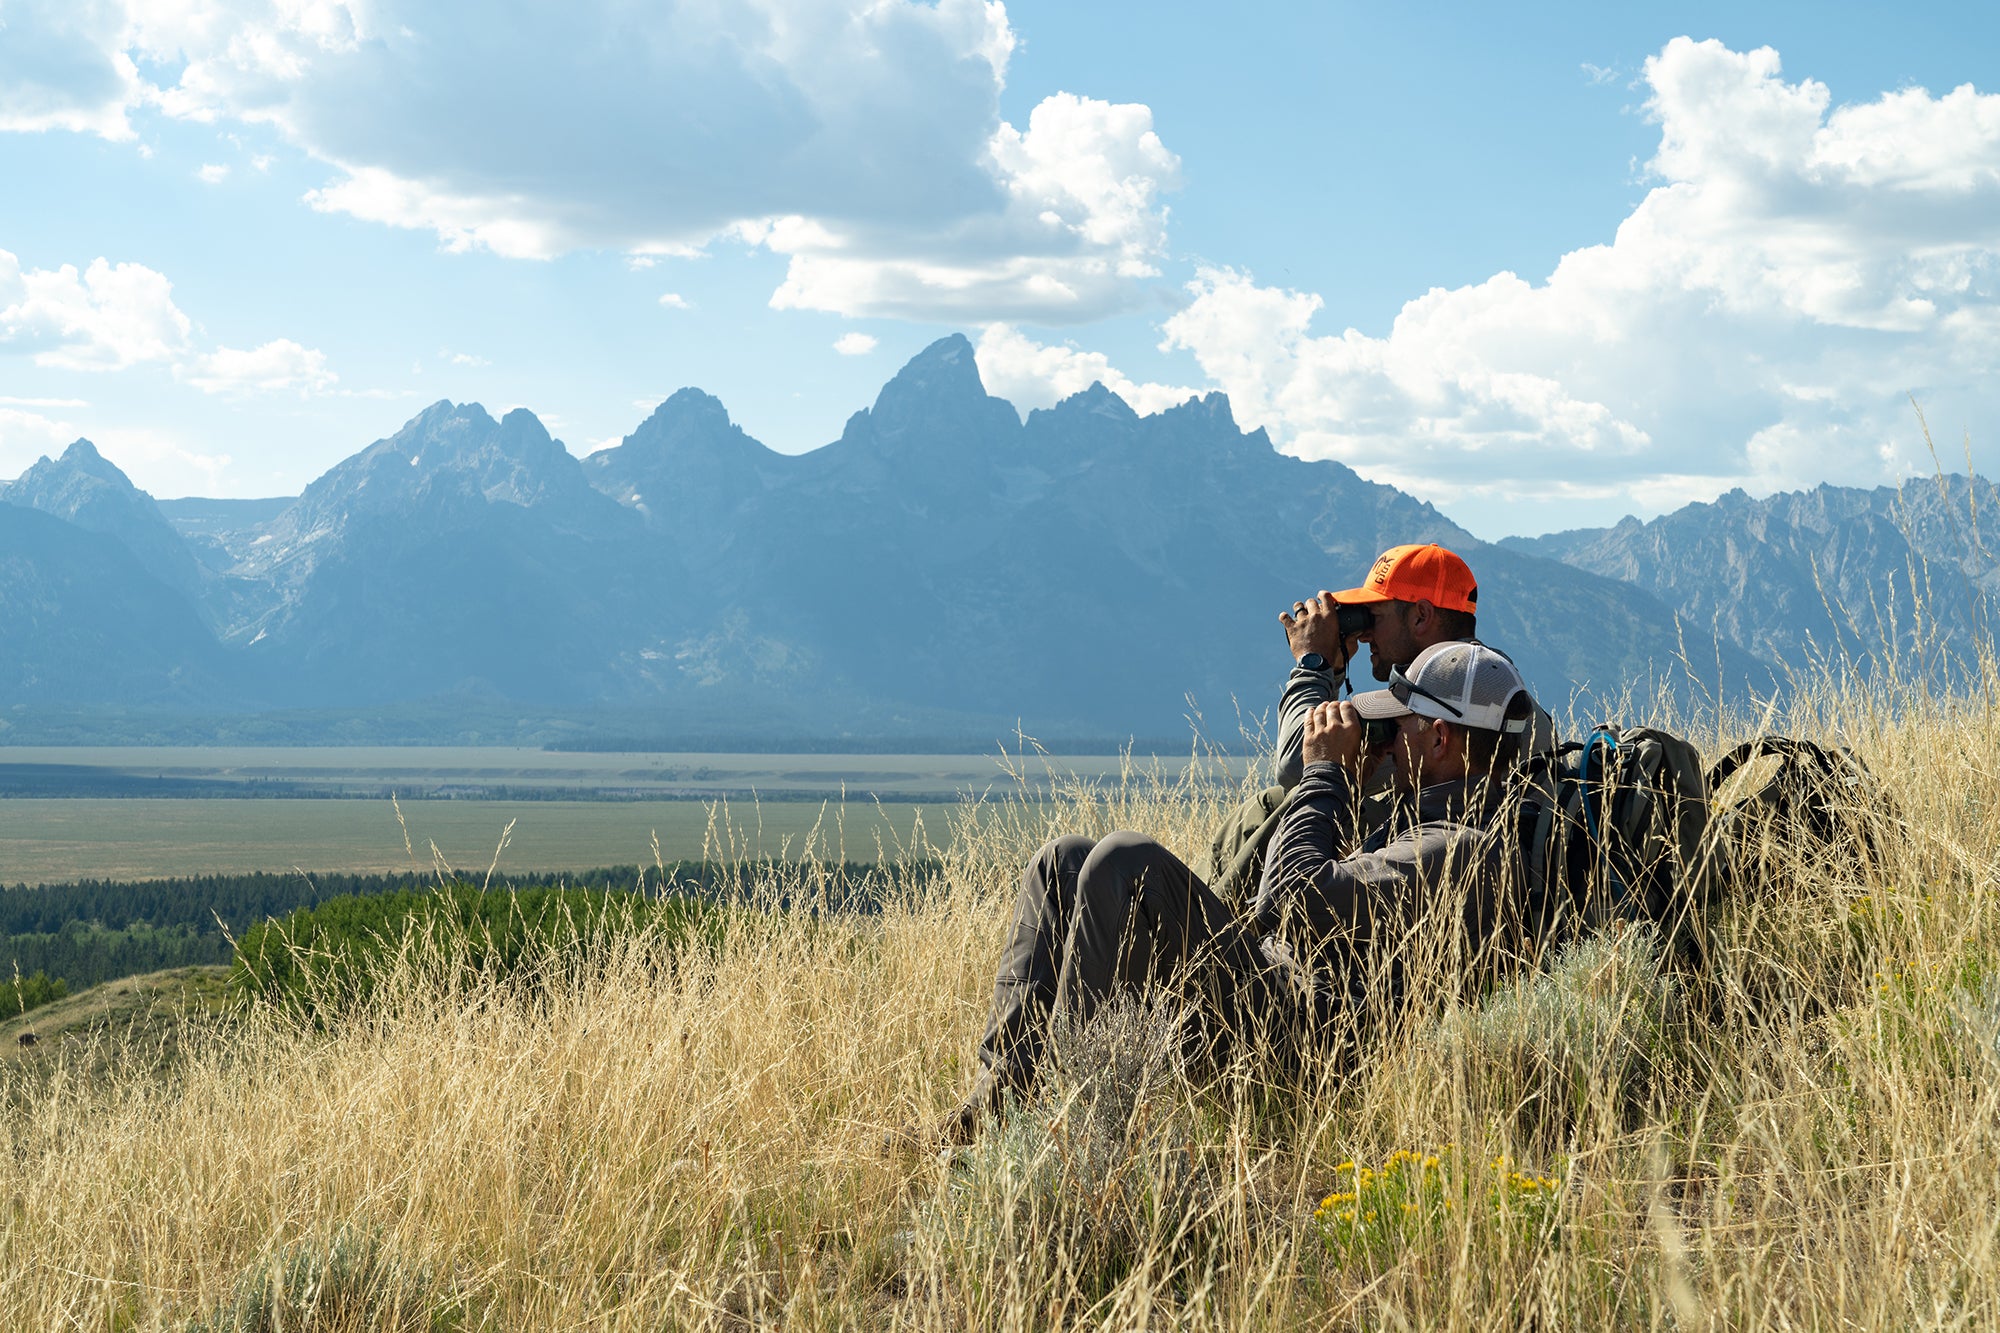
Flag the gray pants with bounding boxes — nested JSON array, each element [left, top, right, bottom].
[[967, 832, 1306, 1112]]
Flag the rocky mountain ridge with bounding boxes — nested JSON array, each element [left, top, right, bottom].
[[0, 334, 1867, 744], [1502, 477, 2000, 676], [5, 440, 206, 602]]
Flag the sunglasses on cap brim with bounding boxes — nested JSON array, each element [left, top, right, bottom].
[[1388, 664, 1464, 720]]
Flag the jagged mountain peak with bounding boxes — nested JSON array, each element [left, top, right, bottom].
[[15, 437, 137, 494], [874, 334, 981, 406], [1161, 391, 1238, 430], [582, 385, 778, 528], [868, 334, 989, 417], [256, 400, 624, 578], [57, 437, 114, 471], [842, 333, 1018, 457], [412, 397, 467, 423], [891, 331, 977, 379], [1047, 382, 1140, 424], [1, 437, 205, 600], [1502, 474, 2000, 671], [356, 399, 576, 478], [385, 400, 528, 453], [388, 398, 491, 443], [644, 386, 732, 429], [613, 387, 764, 459]]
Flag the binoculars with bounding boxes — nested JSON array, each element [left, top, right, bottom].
[[1335, 602, 1374, 638], [1361, 716, 1400, 750]]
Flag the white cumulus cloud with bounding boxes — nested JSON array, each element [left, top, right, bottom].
[[0, 247, 192, 369], [0, 0, 141, 139], [1137, 38, 2000, 521], [975, 323, 1198, 417], [767, 91, 1180, 322], [832, 332, 877, 356], [181, 339, 337, 395], [4, 244, 339, 397], [657, 292, 690, 310], [197, 162, 230, 183], [3, 0, 1179, 322]]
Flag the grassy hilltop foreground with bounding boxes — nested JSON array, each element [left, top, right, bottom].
[[2, 676, 1998, 1329]]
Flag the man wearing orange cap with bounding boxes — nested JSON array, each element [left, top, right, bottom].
[[1274, 543, 1549, 791], [893, 544, 1548, 1153]]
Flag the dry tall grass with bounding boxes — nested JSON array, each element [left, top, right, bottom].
[[3, 672, 1998, 1330]]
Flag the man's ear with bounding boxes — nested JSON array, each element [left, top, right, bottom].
[[1407, 598, 1438, 639]]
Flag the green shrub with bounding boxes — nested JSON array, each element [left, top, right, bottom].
[[228, 882, 717, 1016], [185, 1227, 456, 1333], [5, 968, 67, 1018], [1425, 925, 1684, 1150]]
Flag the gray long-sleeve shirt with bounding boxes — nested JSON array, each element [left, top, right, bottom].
[[1252, 761, 1514, 998], [1275, 661, 1345, 791]]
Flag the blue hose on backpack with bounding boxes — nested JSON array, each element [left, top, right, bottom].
[[1584, 729, 1629, 917]]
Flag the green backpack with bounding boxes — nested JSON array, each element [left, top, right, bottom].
[[1519, 725, 1727, 957], [1705, 734, 1893, 883], [1204, 778, 1404, 909], [1203, 785, 1298, 908]]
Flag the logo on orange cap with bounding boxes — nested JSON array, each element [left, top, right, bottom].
[[1335, 543, 1478, 614]]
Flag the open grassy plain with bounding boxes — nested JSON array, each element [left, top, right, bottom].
[[0, 796, 958, 882], [1, 675, 1996, 1328], [0, 745, 1237, 800], [0, 748, 1234, 881]]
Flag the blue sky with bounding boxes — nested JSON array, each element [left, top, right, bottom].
[[3, 1, 1998, 537]]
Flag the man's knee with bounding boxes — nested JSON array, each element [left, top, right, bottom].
[[1079, 830, 1184, 901], [1025, 833, 1095, 885], [1012, 834, 1097, 924]]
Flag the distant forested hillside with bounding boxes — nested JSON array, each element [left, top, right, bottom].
[[0, 860, 914, 997]]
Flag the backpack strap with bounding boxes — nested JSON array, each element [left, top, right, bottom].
[[1708, 733, 1858, 791], [1708, 733, 1876, 849]]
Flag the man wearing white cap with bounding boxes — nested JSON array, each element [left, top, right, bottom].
[[908, 640, 1533, 1149], [1254, 640, 1536, 1006]]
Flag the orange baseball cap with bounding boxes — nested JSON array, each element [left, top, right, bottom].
[[1335, 543, 1478, 614]]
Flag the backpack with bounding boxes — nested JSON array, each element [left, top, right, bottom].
[[1704, 734, 1892, 883], [1203, 784, 1297, 908], [1518, 725, 1725, 958]]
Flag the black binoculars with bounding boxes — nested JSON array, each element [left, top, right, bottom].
[[1335, 602, 1374, 638], [1361, 716, 1400, 749]]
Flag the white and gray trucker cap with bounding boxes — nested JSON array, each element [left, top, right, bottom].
[[1350, 641, 1531, 734]]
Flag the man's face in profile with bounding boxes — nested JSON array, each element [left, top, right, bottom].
[[1365, 601, 1422, 682], [1387, 713, 1435, 794]]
